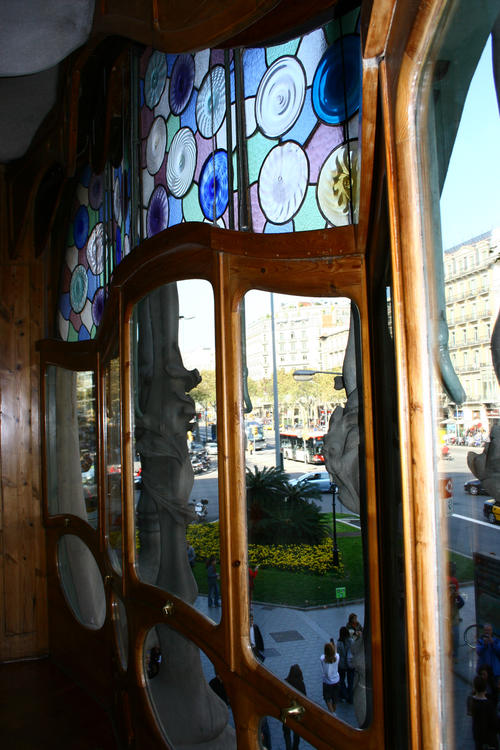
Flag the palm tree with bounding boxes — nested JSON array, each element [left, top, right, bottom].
[[246, 465, 288, 504], [283, 479, 322, 504], [251, 495, 328, 545], [246, 466, 327, 545]]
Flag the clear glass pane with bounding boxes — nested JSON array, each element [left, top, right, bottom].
[[420, 3, 500, 747], [244, 291, 368, 728], [131, 280, 220, 611], [143, 623, 235, 747], [104, 354, 122, 572], [57, 534, 106, 629], [45, 365, 98, 528]]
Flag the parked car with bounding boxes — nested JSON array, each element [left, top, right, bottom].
[[483, 499, 500, 524], [463, 478, 489, 496], [288, 471, 333, 493]]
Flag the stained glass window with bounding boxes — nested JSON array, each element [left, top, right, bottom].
[[139, 47, 237, 233], [57, 151, 133, 341], [57, 7, 361, 339]]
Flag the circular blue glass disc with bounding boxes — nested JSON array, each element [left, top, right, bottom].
[[312, 34, 361, 125], [199, 150, 228, 221], [169, 54, 195, 115], [73, 205, 89, 249], [146, 185, 169, 238]]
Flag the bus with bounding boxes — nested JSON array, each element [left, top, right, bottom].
[[279, 429, 326, 464], [245, 420, 266, 450]]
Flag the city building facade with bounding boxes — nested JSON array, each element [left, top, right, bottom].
[[444, 228, 500, 437]]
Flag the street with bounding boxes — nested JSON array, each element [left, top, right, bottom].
[[189, 432, 354, 521], [191, 437, 499, 563], [440, 445, 499, 560]]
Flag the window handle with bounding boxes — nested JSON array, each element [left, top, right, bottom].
[[162, 601, 174, 616], [280, 700, 305, 724]]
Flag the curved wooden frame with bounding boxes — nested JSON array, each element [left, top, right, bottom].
[[39, 222, 384, 749], [29, 1, 470, 747]]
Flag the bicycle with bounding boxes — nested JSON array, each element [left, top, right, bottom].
[[463, 623, 500, 648]]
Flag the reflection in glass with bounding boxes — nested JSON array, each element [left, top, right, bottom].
[[421, 4, 500, 748], [130, 280, 228, 743], [131, 280, 220, 603], [111, 594, 129, 670], [57, 534, 106, 629], [143, 623, 235, 747], [45, 366, 98, 527], [244, 291, 368, 728], [104, 355, 122, 572]]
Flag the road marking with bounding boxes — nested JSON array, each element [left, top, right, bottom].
[[452, 513, 499, 529]]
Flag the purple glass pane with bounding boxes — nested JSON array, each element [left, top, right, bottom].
[[89, 173, 103, 209], [92, 287, 105, 327]]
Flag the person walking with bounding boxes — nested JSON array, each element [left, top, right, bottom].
[[248, 563, 259, 602], [469, 675, 499, 750], [206, 555, 219, 607], [347, 612, 363, 638], [336, 627, 354, 703], [187, 541, 196, 569], [282, 664, 306, 750], [449, 582, 464, 662], [320, 641, 340, 715]]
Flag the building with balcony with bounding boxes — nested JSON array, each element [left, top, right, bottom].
[[443, 228, 500, 434]]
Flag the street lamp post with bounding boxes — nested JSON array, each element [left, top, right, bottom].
[[330, 480, 340, 567], [293, 368, 343, 569]]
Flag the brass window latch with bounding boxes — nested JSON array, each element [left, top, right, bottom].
[[280, 700, 305, 724], [162, 601, 174, 616]]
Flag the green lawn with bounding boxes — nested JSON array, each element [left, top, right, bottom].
[[191, 516, 475, 608]]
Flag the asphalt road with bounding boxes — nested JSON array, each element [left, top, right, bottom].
[[188, 434, 353, 521], [440, 445, 499, 560], [190, 438, 499, 560]]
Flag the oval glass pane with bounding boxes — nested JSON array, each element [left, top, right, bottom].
[[243, 291, 369, 728], [45, 366, 98, 529], [131, 280, 220, 615], [57, 534, 106, 629], [143, 623, 235, 747]]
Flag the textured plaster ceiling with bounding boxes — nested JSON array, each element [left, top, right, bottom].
[[0, 0, 95, 163]]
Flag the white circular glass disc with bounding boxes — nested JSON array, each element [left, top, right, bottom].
[[146, 116, 167, 175], [255, 56, 306, 138], [258, 142, 309, 224], [166, 127, 197, 198], [196, 66, 226, 138], [86, 222, 104, 275], [317, 141, 359, 226]]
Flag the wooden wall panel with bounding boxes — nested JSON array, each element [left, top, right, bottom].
[[0, 201, 48, 660]]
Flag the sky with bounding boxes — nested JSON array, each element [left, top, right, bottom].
[[440, 36, 500, 249]]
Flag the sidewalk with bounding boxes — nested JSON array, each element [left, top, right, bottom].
[[195, 594, 361, 747], [195, 584, 478, 749]]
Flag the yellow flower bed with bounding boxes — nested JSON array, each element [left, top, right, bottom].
[[186, 522, 343, 575]]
